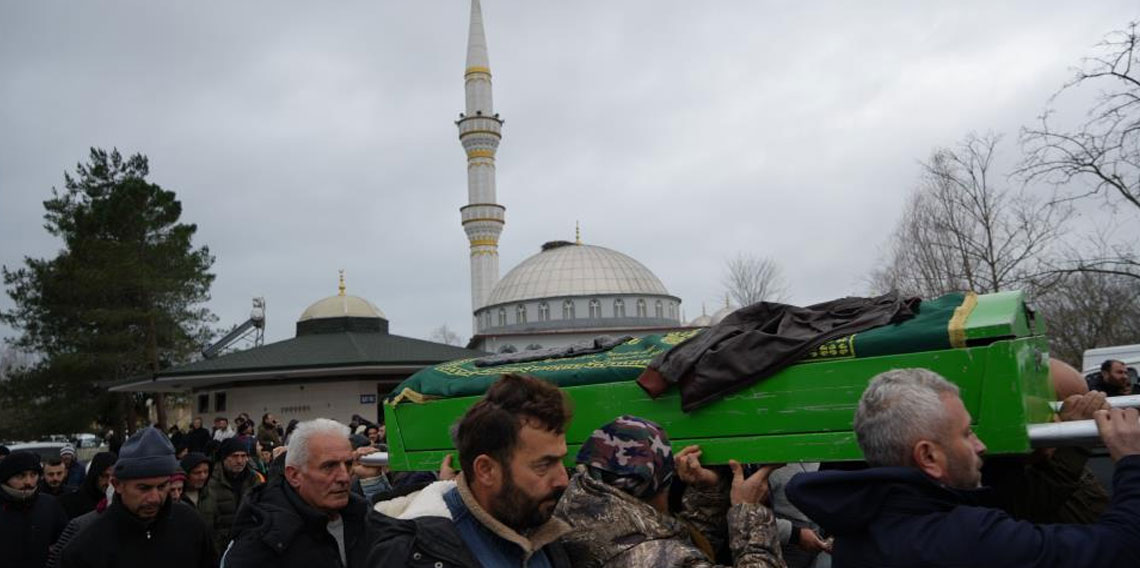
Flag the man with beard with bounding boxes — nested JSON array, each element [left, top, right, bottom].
[[0, 451, 69, 568], [40, 457, 72, 497], [59, 445, 86, 491], [59, 427, 215, 568], [59, 452, 117, 519], [787, 368, 1140, 567], [222, 419, 379, 567], [207, 436, 265, 553], [368, 373, 573, 567]]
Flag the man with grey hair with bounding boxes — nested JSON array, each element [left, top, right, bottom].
[[221, 418, 378, 568], [787, 367, 1140, 567]]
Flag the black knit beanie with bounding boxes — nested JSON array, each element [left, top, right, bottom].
[[114, 427, 179, 480]]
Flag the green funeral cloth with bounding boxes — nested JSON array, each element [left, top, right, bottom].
[[389, 330, 702, 404], [391, 292, 975, 404]]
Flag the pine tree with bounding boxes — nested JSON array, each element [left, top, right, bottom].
[[1, 148, 216, 438]]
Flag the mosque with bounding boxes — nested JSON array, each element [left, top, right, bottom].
[[114, 0, 733, 425]]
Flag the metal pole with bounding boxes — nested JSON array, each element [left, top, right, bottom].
[[1048, 394, 1140, 413], [1027, 420, 1103, 448], [358, 452, 390, 467]]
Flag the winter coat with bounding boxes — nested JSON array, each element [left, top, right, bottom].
[[185, 427, 211, 454], [46, 507, 104, 568], [786, 456, 1140, 567], [58, 497, 215, 568], [59, 452, 117, 520], [367, 475, 573, 568], [554, 469, 783, 568], [637, 292, 918, 411], [221, 476, 375, 568], [256, 423, 282, 447], [0, 488, 69, 568], [207, 463, 265, 553], [63, 460, 86, 491], [982, 446, 1109, 524], [182, 481, 220, 542]]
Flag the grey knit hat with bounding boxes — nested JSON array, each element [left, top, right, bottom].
[[113, 427, 179, 480]]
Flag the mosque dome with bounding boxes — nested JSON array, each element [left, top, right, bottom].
[[485, 242, 671, 306], [709, 304, 736, 325], [295, 273, 388, 337], [688, 314, 714, 327], [298, 295, 386, 321]]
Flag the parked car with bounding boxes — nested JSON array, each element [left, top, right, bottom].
[[7, 441, 68, 463]]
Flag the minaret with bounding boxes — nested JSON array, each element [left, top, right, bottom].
[[458, 0, 504, 320]]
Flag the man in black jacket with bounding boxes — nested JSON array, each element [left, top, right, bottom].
[[59, 427, 215, 568], [222, 418, 375, 567], [185, 417, 212, 454], [0, 451, 69, 568], [59, 452, 116, 519]]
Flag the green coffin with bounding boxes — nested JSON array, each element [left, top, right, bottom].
[[384, 291, 1054, 470]]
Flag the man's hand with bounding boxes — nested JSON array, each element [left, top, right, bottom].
[[797, 527, 833, 554], [728, 460, 778, 506], [271, 445, 287, 460], [1095, 407, 1140, 462], [1059, 391, 1109, 422], [675, 445, 720, 488], [353, 446, 385, 479], [438, 454, 458, 481]]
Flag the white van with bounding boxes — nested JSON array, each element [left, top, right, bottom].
[[1082, 343, 1140, 387]]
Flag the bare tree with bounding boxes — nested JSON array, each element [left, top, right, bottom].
[[871, 133, 1070, 297], [1019, 21, 1140, 279], [429, 324, 462, 346], [723, 253, 787, 307], [1035, 271, 1140, 367]]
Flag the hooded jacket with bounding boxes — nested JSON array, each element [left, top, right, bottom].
[[554, 469, 783, 568], [59, 452, 117, 519], [785, 457, 1140, 568], [0, 483, 69, 568], [58, 496, 215, 568], [222, 476, 374, 568], [367, 475, 573, 568]]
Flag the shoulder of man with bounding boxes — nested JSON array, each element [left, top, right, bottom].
[[366, 512, 481, 568]]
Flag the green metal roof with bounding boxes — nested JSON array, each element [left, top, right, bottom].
[[159, 331, 486, 378]]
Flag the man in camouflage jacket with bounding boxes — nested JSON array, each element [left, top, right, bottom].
[[554, 415, 785, 567]]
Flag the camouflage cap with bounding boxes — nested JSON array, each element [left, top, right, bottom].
[[576, 415, 675, 499]]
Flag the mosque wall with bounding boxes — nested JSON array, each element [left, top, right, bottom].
[[192, 379, 387, 427]]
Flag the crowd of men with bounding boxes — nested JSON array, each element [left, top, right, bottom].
[[1, 358, 1139, 567]]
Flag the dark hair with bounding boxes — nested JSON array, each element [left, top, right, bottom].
[[453, 374, 572, 475], [45, 456, 64, 467], [1102, 359, 1124, 372]]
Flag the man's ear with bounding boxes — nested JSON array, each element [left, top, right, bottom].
[[471, 454, 501, 490], [912, 440, 945, 481], [283, 465, 302, 488]]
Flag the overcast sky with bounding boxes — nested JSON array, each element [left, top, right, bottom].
[[2, 1, 1137, 349]]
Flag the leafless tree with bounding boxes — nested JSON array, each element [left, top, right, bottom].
[[1035, 270, 1140, 367], [723, 253, 787, 307], [1019, 21, 1140, 279], [871, 133, 1071, 298], [429, 324, 462, 346]]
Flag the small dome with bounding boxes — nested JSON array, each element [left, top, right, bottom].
[[485, 243, 672, 306], [298, 295, 385, 322], [710, 305, 736, 325], [688, 314, 714, 327]]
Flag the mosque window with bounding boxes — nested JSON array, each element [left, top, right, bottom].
[[538, 302, 550, 321], [614, 299, 626, 318], [498, 308, 507, 327], [516, 304, 528, 324], [589, 299, 601, 319], [655, 300, 664, 318], [562, 299, 576, 320], [484, 311, 492, 330], [669, 302, 677, 319], [636, 299, 647, 318]]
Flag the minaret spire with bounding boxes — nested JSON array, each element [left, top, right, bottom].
[[458, 0, 505, 326]]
